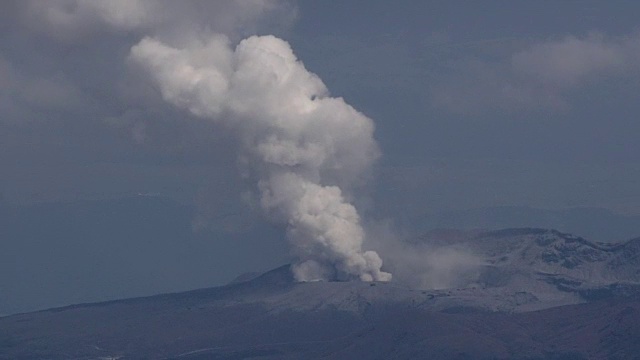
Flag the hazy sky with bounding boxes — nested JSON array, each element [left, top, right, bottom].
[[290, 1, 640, 217], [2, 1, 640, 217], [3, 0, 640, 314]]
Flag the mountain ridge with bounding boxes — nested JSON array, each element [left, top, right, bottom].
[[3, 227, 640, 359]]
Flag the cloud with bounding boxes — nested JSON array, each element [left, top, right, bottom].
[[0, 0, 297, 209], [0, 55, 92, 123], [431, 31, 640, 114], [20, 0, 297, 43], [430, 59, 569, 115], [27, 0, 157, 32], [512, 33, 628, 87]]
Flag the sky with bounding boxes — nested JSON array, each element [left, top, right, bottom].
[[2, 1, 640, 217], [289, 1, 640, 218], [2, 0, 640, 313]]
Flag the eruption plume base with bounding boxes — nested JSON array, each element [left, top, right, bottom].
[[131, 33, 391, 282]]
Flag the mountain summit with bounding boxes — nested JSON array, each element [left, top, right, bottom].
[[2, 228, 640, 359]]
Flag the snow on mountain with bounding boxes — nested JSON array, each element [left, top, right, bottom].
[[2, 228, 640, 359], [410, 228, 640, 311], [143, 228, 636, 315]]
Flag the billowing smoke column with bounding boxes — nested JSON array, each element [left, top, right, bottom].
[[130, 35, 391, 282]]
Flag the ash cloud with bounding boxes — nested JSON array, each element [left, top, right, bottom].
[[365, 222, 483, 289], [21, 0, 390, 282], [390, 244, 482, 289], [4, 0, 519, 286], [130, 34, 390, 282]]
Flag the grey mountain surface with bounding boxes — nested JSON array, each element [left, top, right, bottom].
[[2, 228, 640, 359], [415, 229, 640, 311]]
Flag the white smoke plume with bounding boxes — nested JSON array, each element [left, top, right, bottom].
[[129, 35, 390, 282], [21, 0, 391, 282], [364, 222, 483, 289]]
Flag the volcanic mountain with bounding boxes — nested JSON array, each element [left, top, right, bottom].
[[2, 228, 640, 359]]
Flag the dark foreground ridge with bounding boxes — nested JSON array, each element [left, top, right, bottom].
[[2, 229, 640, 359]]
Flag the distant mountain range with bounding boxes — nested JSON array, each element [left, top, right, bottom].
[[2, 228, 640, 359], [415, 206, 640, 243]]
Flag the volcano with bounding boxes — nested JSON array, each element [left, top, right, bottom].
[[2, 228, 640, 359]]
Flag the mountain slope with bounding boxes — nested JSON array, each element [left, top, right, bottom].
[[413, 228, 640, 310], [2, 266, 639, 359], [2, 228, 640, 359]]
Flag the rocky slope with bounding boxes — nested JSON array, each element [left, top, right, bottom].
[[2, 228, 640, 359], [412, 229, 640, 310]]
